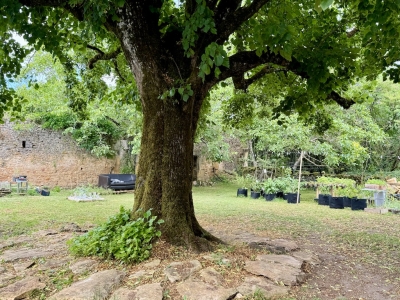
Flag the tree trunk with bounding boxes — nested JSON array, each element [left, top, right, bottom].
[[112, 4, 220, 250], [132, 81, 218, 250]]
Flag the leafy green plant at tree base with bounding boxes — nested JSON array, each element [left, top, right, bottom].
[[68, 207, 163, 263]]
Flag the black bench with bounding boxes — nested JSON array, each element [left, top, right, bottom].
[[98, 174, 136, 190]]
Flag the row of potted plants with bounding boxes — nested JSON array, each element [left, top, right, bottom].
[[315, 177, 388, 210], [235, 175, 300, 203]]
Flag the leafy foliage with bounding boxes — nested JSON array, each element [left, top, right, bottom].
[[68, 207, 163, 263]]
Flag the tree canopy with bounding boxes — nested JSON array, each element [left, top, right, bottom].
[[2, 0, 400, 248]]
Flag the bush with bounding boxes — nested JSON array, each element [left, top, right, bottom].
[[68, 207, 163, 263]]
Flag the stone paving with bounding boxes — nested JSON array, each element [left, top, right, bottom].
[[0, 225, 320, 300]]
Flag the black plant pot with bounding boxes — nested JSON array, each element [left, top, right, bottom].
[[251, 191, 261, 199], [237, 188, 248, 197], [276, 191, 284, 198], [318, 194, 331, 206], [343, 197, 351, 208], [264, 193, 276, 201], [329, 196, 344, 209], [286, 193, 300, 203], [351, 198, 367, 211]]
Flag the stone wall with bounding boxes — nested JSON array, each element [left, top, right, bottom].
[[0, 121, 117, 188]]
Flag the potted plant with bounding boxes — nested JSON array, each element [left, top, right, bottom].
[[317, 184, 331, 206], [274, 177, 287, 198], [284, 177, 300, 203], [351, 186, 368, 211], [250, 178, 262, 199], [235, 175, 252, 197], [336, 186, 351, 208], [263, 178, 278, 201]]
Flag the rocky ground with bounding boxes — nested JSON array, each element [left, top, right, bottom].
[[0, 222, 399, 300], [0, 223, 320, 300]]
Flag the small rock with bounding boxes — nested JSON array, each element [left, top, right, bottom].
[[0, 276, 46, 300], [176, 279, 237, 300], [13, 261, 35, 273], [48, 269, 125, 300], [237, 276, 289, 298], [143, 259, 161, 268], [164, 260, 202, 283], [69, 259, 98, 275]]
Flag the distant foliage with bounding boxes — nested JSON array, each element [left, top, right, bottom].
[[68, 207, 163, 263]]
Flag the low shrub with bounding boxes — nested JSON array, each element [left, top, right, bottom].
[[67, 207, 163, 263]]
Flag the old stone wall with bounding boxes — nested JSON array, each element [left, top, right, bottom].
[[0, 121, 117, 188]]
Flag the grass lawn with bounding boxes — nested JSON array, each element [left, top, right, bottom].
[[1, 183, 400, 299], [1, 183, 400, 258]]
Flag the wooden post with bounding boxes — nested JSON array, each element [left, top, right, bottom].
[[297, 151, 304, 204]]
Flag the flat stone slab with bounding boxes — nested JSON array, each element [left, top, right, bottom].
[[143, 259, 161, 268], [48, 269, 125, 300], [69, 259, 98, 275], [0, 241, 14, 250], [13, 260, 35, 273], [237, 276, 289, 298], [0, 248, 57, 262], [244, 260, 305, 286], [249, 239, 299, 253], [199, 267, 225, 286], [291, 251, 320, 266], [110, 283, 163, 300], [38, 258, 70, 271], [176, 279, 237, 300], [256, 254, 302, 268], [0, 274, 17, 287], [0, 276, 46, 300], [164, 260, 202, 283], [128, 269, 155, 280]]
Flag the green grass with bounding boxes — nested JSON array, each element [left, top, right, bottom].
[[1, 182, 400, 264], [193, 183, 400, 262], [0, 189, 133, 237]]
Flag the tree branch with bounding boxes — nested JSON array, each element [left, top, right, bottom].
[[87, 47, 122, 69], [216, 49, 292, 84], [232, 65, 286, 90], [215, 0, 271, 44], [112, 59, 126, 82], [328, 91, 355, 109]]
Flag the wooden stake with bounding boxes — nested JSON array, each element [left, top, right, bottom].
[[297, 151, 304, 204]]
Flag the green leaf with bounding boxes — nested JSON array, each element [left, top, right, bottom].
[[320, 0, 334, 10], [215, 54, 224, 67]]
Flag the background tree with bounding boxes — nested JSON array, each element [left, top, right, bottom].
[[2, 0, 400, 249]]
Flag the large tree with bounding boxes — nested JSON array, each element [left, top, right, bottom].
[[1, 0, 400, 249]]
